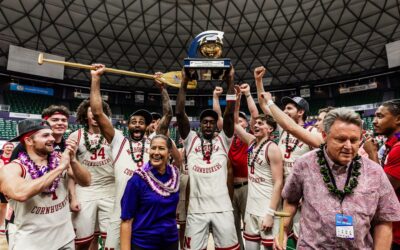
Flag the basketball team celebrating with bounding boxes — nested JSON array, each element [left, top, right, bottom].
[[1, 64, 400, 250]]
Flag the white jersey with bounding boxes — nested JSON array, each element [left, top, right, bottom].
[[109, 130, 153, 220], [277, 126, 320, 177], [184, 130, 232, 213], [246, 140, 275, 217], [70, 129, 115, 202], [9, 160, 75, 250]]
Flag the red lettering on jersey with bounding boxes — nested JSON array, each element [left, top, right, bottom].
[[184, 236, 191, 249], [284, 146, 292, 159], [90, 147, 106, 160]]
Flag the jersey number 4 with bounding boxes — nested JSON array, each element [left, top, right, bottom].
[[90, 147, 106, 160]]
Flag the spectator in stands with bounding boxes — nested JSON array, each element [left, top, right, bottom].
[[364, 99, 400, 249], [120, 134, 180, 250], [274, 107, 400, 249]]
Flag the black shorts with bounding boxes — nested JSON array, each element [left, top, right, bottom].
[[0, 192, 7, 203]]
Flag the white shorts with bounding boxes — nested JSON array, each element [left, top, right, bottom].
[[72, 197, 114, 245], [184, 211, 239, 250], [243, 212, 280, 247], [104, 218, 120, 250]]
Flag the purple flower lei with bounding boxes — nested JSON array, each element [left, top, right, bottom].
[[395, 132, 400, 140], [135, 162, 179, 197], [18, 151, 61, 194]]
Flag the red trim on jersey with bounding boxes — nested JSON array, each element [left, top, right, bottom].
[[216, 134, 228, 154], [187, 135, 199, 154], [243, 232, 261, 241], [11, 160, 26, 178], [112, 137, 127, 166], [75, 234, 95, 244], [261, 239, 274, 246], [215, 243, 240, 250]]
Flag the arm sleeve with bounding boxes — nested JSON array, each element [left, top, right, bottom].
[[374, 168, 400, 222], [120, 175, 140, 221], [281, 158, 305, 203], [384, 144, 400, 180]]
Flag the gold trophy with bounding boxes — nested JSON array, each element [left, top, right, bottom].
[[184, 31, 230, 81]]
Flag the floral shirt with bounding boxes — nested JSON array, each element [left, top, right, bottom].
[[282, 148, 400, 249]]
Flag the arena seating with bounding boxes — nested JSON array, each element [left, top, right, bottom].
[[4, 92, 55, 114]]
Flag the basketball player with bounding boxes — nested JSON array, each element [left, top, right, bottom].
[[254, 66, 321, 240], [89, 64, 179, 250], [6, 105, 71, 245], [213, 83, 259, 250], [0, 118, 91, 250], [234, 93, 283, 249], [68, 99, 114, 250], [176, 67, 239, 250], [176, 141, 189, 249]]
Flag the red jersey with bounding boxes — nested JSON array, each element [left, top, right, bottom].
[[0, 154, 11, 165], [383, 134, 400, 244], [228, 135, 248, 178]]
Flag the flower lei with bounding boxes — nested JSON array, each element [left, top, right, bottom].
[[135, 162, 179, 197], [317, 144, 361, 201], [18, 151, 61, 195], [197, 132, 213, 164], [129, 138, 145, 167], [83, 127, 104, 153], [285, 124, 309, 154]]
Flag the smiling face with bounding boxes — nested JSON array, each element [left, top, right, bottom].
[[149, 137, 170, 169], [323, 120, 362, 166], [26, 129, 55, 156], [253, 118, 273, 139], [128, 116, 147, 141], [283, 103, 304, 123], [47, 114, 68, 137], [2, 144, 14, 154], [200, 116, 217, 140]]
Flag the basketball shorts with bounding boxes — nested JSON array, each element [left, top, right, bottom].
[[184, 211, 240, 250], [72, 196, 113, 245], [243, 212, 280, 247]]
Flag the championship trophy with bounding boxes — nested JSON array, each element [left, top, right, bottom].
[[184, 30, 231, 81]]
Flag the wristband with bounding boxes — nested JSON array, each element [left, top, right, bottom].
[[245, 94, 251, 98], [226, 94, 236, 102], [266, 99, 274, 108], [266, 208, 276, 216]]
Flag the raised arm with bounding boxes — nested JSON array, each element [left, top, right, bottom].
[[0, 151, 70, 202], [234, 89, 255, 145], [254, 66, 272, 116], [175, 69, 191, 140], [259, 92, 323, 148], [90, 64, 115, 144], [240, 83, 259, 128], [213, 86, 224, 131], [222, 66, 236, 138], [154, 73, 173, 136]]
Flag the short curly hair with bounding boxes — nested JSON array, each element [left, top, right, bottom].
[[75, 99, 112, 125], [42, 105, 70, 119]]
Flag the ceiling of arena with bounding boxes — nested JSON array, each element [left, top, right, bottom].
[[0, 0, 399, 91]]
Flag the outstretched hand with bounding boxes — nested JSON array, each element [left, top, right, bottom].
[[214, 86, 223, 97]]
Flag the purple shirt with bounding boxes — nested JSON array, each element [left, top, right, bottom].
[[121, 165, 179, 249], [282, 148, 400, 249]]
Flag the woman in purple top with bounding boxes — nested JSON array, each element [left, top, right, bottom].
[[120, 135, 180, 250]]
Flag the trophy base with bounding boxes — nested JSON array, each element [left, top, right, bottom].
[[184, 58, 230, 81]]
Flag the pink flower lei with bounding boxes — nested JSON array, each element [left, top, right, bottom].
[[18, 151, 61, 194], [135, 162, 179, 197]]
